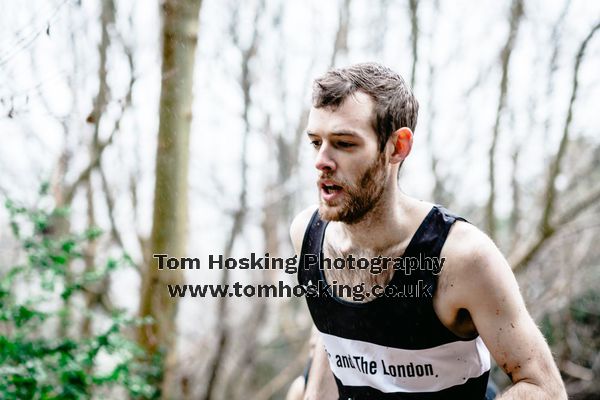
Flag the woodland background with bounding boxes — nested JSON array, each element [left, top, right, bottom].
[[0, 0, 599, 399]]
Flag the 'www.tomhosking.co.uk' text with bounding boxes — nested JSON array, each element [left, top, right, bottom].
[[166, 279, 434, 301]]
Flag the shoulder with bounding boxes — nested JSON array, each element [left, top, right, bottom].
[[440, 220, 518, 308], [443, 220, 497, 266], [290, 204, 319, 254]]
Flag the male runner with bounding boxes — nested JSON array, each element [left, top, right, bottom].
[[289, 62, 566, 399]]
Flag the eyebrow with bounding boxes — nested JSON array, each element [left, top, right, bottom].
[[306, 129, 360, 137]]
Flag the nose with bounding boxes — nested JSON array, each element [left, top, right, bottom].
[[315, 144, 336, 172]]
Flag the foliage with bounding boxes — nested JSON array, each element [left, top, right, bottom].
[[0, 189, 161, 400], [541, 289, 600, 368]]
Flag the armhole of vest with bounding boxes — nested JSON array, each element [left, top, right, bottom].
[[431, 207, 468, 258], [438, 204, 470, 225], [297, 209, 320, 283]]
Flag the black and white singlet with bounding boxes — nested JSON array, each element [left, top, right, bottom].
[[298, 205, 491, 399]]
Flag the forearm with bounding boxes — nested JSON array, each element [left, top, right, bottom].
[[304, 335, 338, 400]]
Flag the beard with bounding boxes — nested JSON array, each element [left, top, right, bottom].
[[319, 153, 388, 224]]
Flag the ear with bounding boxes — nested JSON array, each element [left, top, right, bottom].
[[389, 127, 413, 164]]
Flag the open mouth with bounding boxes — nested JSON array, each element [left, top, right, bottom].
[[320, 181, 344, 202], [322, 183, 343, 194]]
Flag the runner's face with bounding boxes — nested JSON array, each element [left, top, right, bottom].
[[306, 91, 389, 224]]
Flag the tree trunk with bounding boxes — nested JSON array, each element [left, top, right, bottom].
[[138, 0, 203, 398]]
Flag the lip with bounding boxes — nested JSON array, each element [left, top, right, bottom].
[[318, 180, 344, 203]]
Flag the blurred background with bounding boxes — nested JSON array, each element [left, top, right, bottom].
[[0, 0, 598, 399]]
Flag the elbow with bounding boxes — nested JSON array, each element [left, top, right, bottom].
[[545, 368, 567, 400], [549, 382, 567, 400], [533, 377, 567, 400], [510, 375, 567, 399]]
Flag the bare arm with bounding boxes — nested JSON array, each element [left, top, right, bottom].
[[445, 223, 566, 399], [304, 331, 338, 400], [290, 206, 338, 399]]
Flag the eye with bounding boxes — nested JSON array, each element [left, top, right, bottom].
[[310, 140, 321, 149], [337, 141, 355, 148]]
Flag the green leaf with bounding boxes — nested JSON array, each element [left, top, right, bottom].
[[1, 189, 160, 398]]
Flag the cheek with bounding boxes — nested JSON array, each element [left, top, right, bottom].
[[343, 162, 365, 179], [338, 150, 381, 181]]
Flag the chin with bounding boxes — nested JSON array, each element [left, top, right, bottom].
[[318, 202, 343, 222], [318, 203, 362, 224], [319, 199, 373, 225]]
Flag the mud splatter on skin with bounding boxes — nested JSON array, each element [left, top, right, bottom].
[[501, 361, 522, 383]]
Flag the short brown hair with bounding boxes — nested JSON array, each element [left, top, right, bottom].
[[312, 62, 419, 152]]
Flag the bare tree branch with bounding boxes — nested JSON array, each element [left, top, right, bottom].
[[202, 2, 264, 399], [542, 0, 571, 145], [60, 0, 116, 207], [557, 186, 600, 227], [249, 338, 312, 400], [97, 40, 135, 257], [539, 20, 600, 236], [486, 0, 524, 240], [330, 0, 351, 67], [408, 0, 418, 88], [511, 20, 600, 272], [370, 0, 391, 58], [61, 128, 117, 206], [509, 145, 521, 248], [0, 0, 69, 67]]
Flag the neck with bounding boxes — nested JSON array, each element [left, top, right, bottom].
[[336, 181, 415, 252]]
